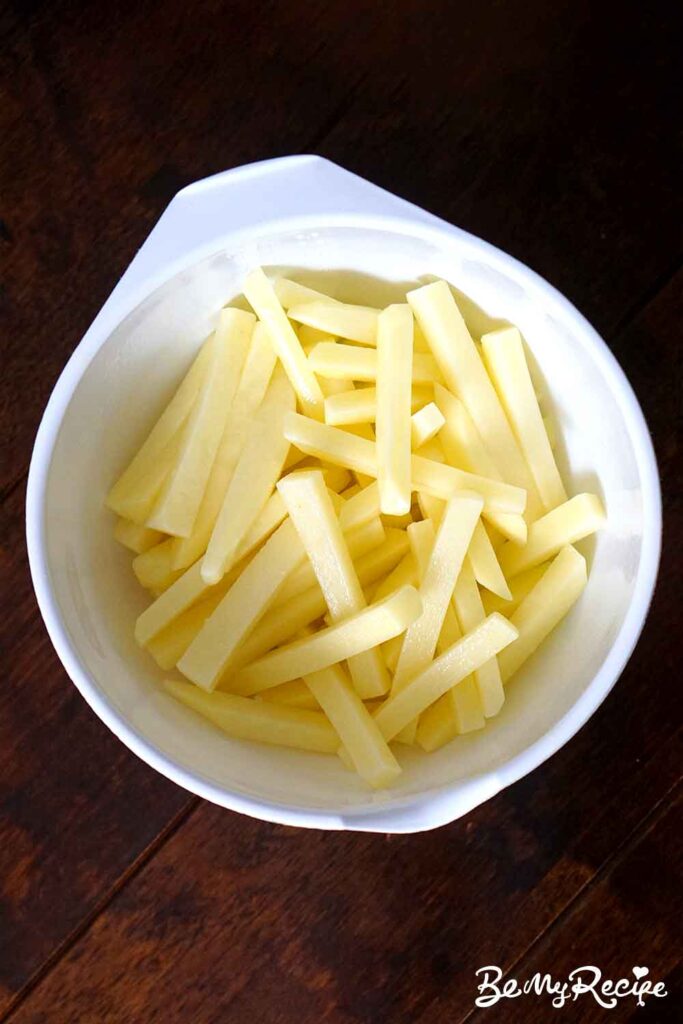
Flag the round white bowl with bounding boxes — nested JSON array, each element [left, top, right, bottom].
[[26, 157, 661, 832]]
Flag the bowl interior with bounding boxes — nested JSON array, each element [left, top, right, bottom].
[[43, 222, 650, 819]]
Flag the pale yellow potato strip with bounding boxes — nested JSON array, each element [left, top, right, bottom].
[[244, 267, 324, 419], [417, 676, 485, 751], [135, 557, 239, 646], [435, 383, 527, 544], [338, 482, 381, 531], [325, 386, 431, 426], [282, 413, 526, 515], [411, 402, 445, 449], [273, 516, 385, 608], [372, 613, 518, 741], [308, 342, 437, 385], [114, 518, 163, 555], [258, 679, 320, 710], [499, 493, 605, 578], [232, 490, 288, 564], [304, 663, 401, 788], [372, 552, 417, 601], [278, 471, 390, 698], [178, 519, 306, 690], [201, 368, 295, 584], [225, 529, 410, 677], [481, 327, 567, 511], [106, 338, 212, 518], [393, 497, 482, 740], [274, 278, 337, 309], [146, 591, 225, 670], [230, 585, 422, 695], [133, 538, 184, 594], [499, 545, 587, 682], [170, 320, 276, 569], [288, 300, 379, 346], [147, 313, 252, 536], [482, 563, 547, 616], [407, 280, 542, 513], [164, 679, 339, 754], [453, 560, 505, 717], [376, 304, 414, 515], [467, 520, 512, 600]]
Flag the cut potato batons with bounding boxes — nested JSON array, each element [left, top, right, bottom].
[[170, 320, 277, 569], [201, 367, 295, 584], [114, 518, 163, 555], [230, 585, 422, 695], [283, 413, 526, 516], [407, 280, 543, 517], [147, 311, 254, 537], [308, 341, 438, 385], [225, 528, 410, 675], [324, 385, 432, 426], [288, 300, 380, 346], [499, 545, 587, 681], [278, 470, 390, 698], [165, 679, 339, 754], [499, 492, 605, 578], [376, 304, 414, 515], [373, 613, 518, 742], [481, 326, 567, 512], [244, 267, 325, 419], [106, 338, 213, 521]]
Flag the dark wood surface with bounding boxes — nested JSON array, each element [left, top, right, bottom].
[[1, 2, 680, 1021]]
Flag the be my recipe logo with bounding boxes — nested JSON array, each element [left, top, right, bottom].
[[474, 964, 668, 1010]]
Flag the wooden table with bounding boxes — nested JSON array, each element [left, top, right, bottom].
[[1, 2, 680, 1020]]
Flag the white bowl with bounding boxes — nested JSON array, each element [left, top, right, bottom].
[[26, 156, 661, 832]]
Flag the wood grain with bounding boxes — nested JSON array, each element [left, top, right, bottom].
[[0, 0, 680, 1021]]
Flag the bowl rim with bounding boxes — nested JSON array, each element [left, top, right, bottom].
[[25, 209, 662, 833]]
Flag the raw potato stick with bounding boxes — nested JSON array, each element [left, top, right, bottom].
[[133, 538, 184, 594], [325, 385, 432, 426], [482, 563, 547, 616], [308, 341, 437, 384], [244, 267, 325, 419], [274, 278, 338, 309], [283, 412, 526, 515], [147, 312, 253, 537], [453, 559, 505, 717], [278, 471, 391, 698], [372, 614, 518, 741], [201, 367, 295, 584], [258, 680, 320, 710], [498, 493, 605, 577], [230, 585, 422, 695], [481, 326, 567, 512], [170, 320, 277, 569], [410, 402, 445, 449], [178, 519, 307, 690], [114, 518, 163, 555], [106, 338, 212, 519], [272, 516, 385, 607], [416, 491, 511, 599], [391, 496, 482, 740], [165, 680, 339, 754], [304, 663, 401, 788], [435, 383, 527, 544], [225, 530, 410, 677], [376, 304, 414, 515], [407, 280, 543, 516], [499, 545, 587, 681], [135, 555, 241, 647], [288, 300, 380, 345]]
